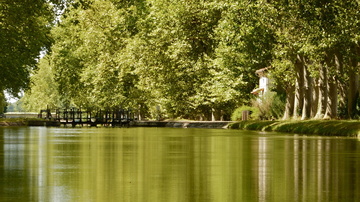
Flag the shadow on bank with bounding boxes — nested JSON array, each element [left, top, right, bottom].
[[229, 120, 360, 137]]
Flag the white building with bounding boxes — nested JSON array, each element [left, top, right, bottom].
[[251, 66, 271, 97]]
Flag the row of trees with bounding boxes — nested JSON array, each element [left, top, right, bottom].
[[18, 0, 360, 120], [271, 0, 360, 120]]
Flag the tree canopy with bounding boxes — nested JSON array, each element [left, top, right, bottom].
[[0, 0, 62, 96], [19, 0, 360, 120]]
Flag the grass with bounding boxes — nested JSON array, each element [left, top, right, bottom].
[[229, 120, 360, 137]]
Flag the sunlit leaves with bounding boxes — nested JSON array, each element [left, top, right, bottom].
[[22, 57, 61, 111], [50, 0, 146, 109], [0, 0, 55, 95], [23, 0, 360, 120]]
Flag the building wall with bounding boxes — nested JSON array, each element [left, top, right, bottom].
[[259, 76, 269, 95]]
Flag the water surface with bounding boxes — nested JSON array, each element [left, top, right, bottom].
[[0, 127, 360, 201]]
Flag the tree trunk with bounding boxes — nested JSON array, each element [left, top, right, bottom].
[[323, 52, 339, 119], [347, 71, 359, 119], [301, 57, 312, 120], [324, 78, 337, 119], [211, 108, 215, 121], [347, 45, 360, 119], [293, 55, 304, 119], [336, 52, 346, 119], [282, 84, 295, 120], [311, 77, 318, 118], [138, 104, 142, 121], [315, 64, 328, 119]]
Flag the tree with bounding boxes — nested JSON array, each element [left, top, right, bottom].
[[23, 0, 360, 120], [213, 0, 276, 118], [0, 92, 6, 114], [270, 0, 360, 120], [0, 0, 57, 96], [50, 0, 148, 109], [133, 0, 223, 119], [22, 56, 61, 112]]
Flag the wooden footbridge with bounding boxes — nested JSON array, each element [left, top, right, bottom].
[[39, 108, 135, 127]]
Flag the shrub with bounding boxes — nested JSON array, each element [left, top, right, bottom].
[[252, 91, 285, 120], [231, 105, 260, 121]]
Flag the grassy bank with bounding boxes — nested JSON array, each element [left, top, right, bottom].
[[229, 120, 360, 137]]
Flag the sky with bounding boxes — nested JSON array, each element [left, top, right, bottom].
[[5, 92, 20, 104]]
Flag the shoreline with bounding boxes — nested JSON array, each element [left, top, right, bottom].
[[229, 120, 360, 137], [0, 119, 233, 128], [131, 120, 232, 128], [1, 119, 359, 137], [0, 119, 60, 127]]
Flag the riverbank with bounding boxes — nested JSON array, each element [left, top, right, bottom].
[[131, 120, 232, 128], [0, 118, 60, 127], [229, 120, 360, 137], [1, 118, 360, 137], [0, 119, 231, 128]]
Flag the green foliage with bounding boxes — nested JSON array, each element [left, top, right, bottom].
[[22, 56, 62, 112], [213, 0, 276, 107], [6, 100, 24, 112], [231, 105, 260, 121], [135, 0, 225, 118], [0, 0, 56, 95], [252, 92, 285, 120], [50, 0, 148, 109], [16, 0, 360, 121]]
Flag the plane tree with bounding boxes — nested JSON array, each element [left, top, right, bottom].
[[0, 0, 59, 96], [212, 0, 277, 119], [50, 0, 147, 109]]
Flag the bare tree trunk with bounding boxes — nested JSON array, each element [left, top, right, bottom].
[[138, 104, 142, 121], [211, 108, 215, 121], [347, 71, 359, 119], [293, 55, 304, 119], [220, 110, 224, 121], [347, 45, 360, 119], [323, 52, 339, 119], [311, 77, 318, 118], [324, 78, 337, 119], [357, 76, 360, 116], [315, 64, 328, 119], [337, 52, 346, 119], [282, 84, 295, 120], [301, 57, 312, 120]]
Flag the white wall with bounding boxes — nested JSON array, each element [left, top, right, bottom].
[[259, 76, 269, 95]]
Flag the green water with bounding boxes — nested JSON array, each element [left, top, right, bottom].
[[0, 127, 360, 202]]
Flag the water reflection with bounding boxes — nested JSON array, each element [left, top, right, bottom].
[[0, 127, 360, 201]]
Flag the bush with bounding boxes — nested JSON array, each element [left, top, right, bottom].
[[231, 105, 260, 121], [252, 91, 285, 120]]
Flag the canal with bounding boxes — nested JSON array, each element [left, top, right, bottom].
[[0, 127, 360, 201]]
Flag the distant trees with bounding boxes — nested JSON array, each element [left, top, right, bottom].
[[22, 56, 61, 111], [21, 0, 360, 120]]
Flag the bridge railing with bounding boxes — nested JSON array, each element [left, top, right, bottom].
[[39, 107, 135, 127]]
